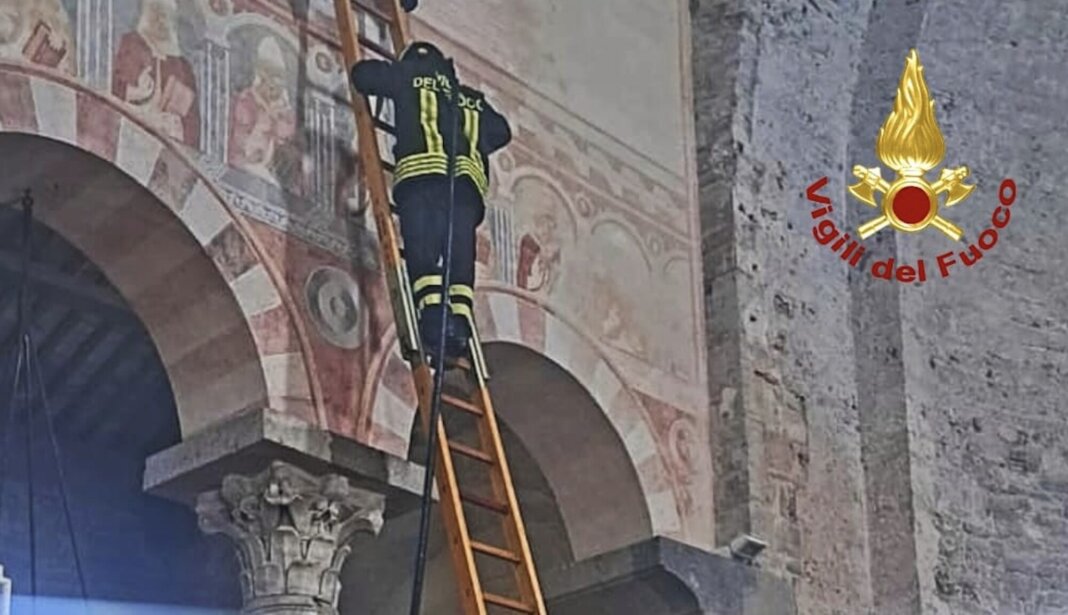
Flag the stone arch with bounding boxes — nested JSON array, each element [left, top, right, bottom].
[[0, 61, 321, 435], [365, 285, 681, 554]]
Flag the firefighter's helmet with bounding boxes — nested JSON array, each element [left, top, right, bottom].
[[400, 41, 446, 64]]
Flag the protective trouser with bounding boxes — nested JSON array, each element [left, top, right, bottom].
[[396, 178, 480, 358]]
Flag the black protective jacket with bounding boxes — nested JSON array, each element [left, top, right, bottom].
[[454, 84, 511, 199], [351, 58, 511, 201], [351, 55, 457, 196]]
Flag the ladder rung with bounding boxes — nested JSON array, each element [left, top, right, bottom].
[[461, 492, 509, 515], [449, 356, 473, 371], [373, 117, 397, 134], [471, 540, 521, 563], [352, 0, 395, 25], [448, 440, 494, 464], [441, 393, 483, 417], [358, 35, 397, 61], [483, 592, 534, 613]]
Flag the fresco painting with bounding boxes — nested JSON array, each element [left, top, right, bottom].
[[0, 0, 705, 441], [503, 171, 695, 377], [0, 0, 74, 73], [226, 26, 305, 195], [510, 175, 572, 296], [579, 221, 652, 359], [113, 0, 201, 147]]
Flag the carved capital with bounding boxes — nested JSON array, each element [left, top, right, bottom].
[[196, 461, 385, 614]]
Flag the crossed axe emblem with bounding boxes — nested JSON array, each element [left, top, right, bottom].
[[848, 164, 974, 241]]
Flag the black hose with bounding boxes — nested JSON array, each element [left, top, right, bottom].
[[408, 66, 462, 615]]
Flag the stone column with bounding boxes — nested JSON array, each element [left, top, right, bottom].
[[195, 461, 386, 615]]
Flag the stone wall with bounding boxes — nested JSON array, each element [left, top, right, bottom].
[[692, 0, 1068, 613]]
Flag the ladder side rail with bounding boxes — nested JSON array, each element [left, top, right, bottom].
[[384, 0, 412, 51], [471, 397, 535, 609], [473, 384, 548, 614], [414, 365, 489, 615], [333, 0, 421, 356]]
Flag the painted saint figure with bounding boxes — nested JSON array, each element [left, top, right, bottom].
[[516, 212, 561, 293], [228, 36, 299, 187], [112, 0, 200, 147], [0, 0, 74, 73]]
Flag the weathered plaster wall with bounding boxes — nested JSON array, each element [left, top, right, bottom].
[[0, 0, 711, 553], [692, 0, 1068, 613]]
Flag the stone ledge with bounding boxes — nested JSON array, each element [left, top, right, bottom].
[[544, 537, 796, 615], [143, 407, 427, 518]]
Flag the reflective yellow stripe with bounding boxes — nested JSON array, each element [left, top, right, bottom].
[[419, 295, 473, 317], [419, 88, 443, 155], [448, 285, 474, 299], [464, 108, 485, 178], [457, 107, 488, 195], [395, 153, 449, 176], [418, 294, 443, 311], [413, 275, 443, 293], [396, 164, 449, 177], [455, 161, 488, 194]]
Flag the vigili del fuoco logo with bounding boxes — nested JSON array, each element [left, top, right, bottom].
[[805, 49, 1017, 283]]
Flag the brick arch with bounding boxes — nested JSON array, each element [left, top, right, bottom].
[[365, 286, 681, 544], [0, 62, 323, 435]]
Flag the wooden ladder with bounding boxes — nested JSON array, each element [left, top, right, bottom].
[[331, 1, 548, 613]]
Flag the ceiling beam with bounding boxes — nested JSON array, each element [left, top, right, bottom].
[[0, 248, 137, 329]]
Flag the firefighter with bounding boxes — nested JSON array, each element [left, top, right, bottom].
[[350, 41, 511, 363], [446, 81, 511, 355]]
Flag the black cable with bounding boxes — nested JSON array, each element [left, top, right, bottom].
[[16, 191, 30, 353], [0, 339, 25, 533], [17, 195, 38, 599], [29, 334, 88, 604], [408, 63, 462, 615], [23, 340, 36, 600], [0, 193, 31, 592]]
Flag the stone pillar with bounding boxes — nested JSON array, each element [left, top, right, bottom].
[[195, 461, 386, 615]]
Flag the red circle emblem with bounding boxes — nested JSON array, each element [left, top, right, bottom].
[[891, 186, 932, 224]]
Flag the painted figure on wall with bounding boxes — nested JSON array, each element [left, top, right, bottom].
[[113, 0, 200, 147], [587, 273, 647, 357], [0, 0, 74, 73], [511, 176, 572, 295], [228, 34, 301, 190], [516, 211, 561, 293]]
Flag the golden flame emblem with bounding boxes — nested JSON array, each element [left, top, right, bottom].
[[849, 49, 974, 240]]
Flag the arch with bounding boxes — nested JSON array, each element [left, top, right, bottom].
[[0, 210, 242, 609], [365, 285, 681, 554], [0, 61, 321, 435], [498, 167, 581, 244], [589, 217, 654, 272]]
